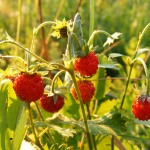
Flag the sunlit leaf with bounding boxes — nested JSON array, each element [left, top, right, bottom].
[[109, 53, 124, 58], [11, 102, 28, 150], [45, 112, 127, 136], [0, 79, 9, 150], [98, 54, 119, 70], [137, 48, 150, 57], [103, 32, 122, 47]]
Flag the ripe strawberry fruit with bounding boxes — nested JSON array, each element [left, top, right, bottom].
[[13, 73, 44, 103], [132, 95, 150, 121], [74, 52, 99, 77], [39, 94, 65, 113], [70, 80, 95, 103]]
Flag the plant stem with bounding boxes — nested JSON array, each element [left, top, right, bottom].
[[86, 103, 97, 150], [28, 103, 43, 149], [111, 135, 114, 150], [0, 40, 49, 64], [89, 0, 94, 45], [120, 23, 150, 109], [15, 0, 21, 56], [70, 71, 93, 150], [34, 102, 55, 144], [51, 70, 65, 93]]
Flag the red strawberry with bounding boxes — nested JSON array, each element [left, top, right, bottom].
[[132, 95, 150, 121], [13, 73, 44, 103], [39, 95, 65, 113], [74, 52, 99, 77], [70, 80, 95, 103]]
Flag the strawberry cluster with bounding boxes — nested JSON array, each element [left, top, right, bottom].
[[13, 73, 44, 103], [132, 95, 150, 121], [70, 80, 95, 103], [74, 52, 99, 77], [39, 94, 65, 113]]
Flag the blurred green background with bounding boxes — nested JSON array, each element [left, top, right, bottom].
[[1, 1, 150, 149], [1, 0, 150, 69]]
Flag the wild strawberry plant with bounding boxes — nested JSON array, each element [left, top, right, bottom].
[[0, 13, 150, 150]]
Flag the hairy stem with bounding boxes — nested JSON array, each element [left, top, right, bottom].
[[86, 103, 97, 150], [120, 23, 150, 109], [70, 71, 93, 150], [34, 102, 55, 144], [28, 103, 43, 149]]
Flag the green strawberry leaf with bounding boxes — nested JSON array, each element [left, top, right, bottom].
[[44, 111, 127, 136], [73, 13, 83, 50], [98, 54, 119, 70]]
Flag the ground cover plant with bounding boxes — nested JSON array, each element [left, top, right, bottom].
[[0, 1, 150, 150]]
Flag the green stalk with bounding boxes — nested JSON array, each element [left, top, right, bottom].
[[51, 70, 65, 93], [88, 30, 114, 46], [0, 40, 49, 64], [132, 58, 149, 96], [34, 21, 55, 35], [70, 72, 93, 150], [111, 136, 114, 150], [15, 0, 21, 56], [28, 103, 43, 149], [34, 102, 55, 145], [86, 103, 97, 150], [120, 23, 150, 109], [89, 0, 94, 45]]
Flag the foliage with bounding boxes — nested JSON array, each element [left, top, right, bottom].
[[0, 1, 150, 150]]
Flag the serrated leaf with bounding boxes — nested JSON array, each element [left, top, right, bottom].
[[103, 32, 122, 47], [73, 13, 83, 49], [0, 79, 9, 150], [46, 112, 127, 136], [134, 119, 150, 127], [98, 54, 119, 70], [109, 53, 124, 58], [50, 125, 76, 137], [11, 102, 28, 150], [98, 64, 119, 70], [67, 13, 83, 59]]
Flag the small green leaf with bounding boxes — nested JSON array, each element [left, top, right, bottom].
[[103, 32, 122, 47], [49, 125, 76, 137], [98, 64, 119, 70], [134, 119, 150, 127], [109, 53, 124, 58], [53, 95, 58, 104], [98, 54, 119, 70], [137, 48, 150, 56]]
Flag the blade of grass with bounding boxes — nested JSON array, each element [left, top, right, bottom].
[[15, 0, 21, 56]]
